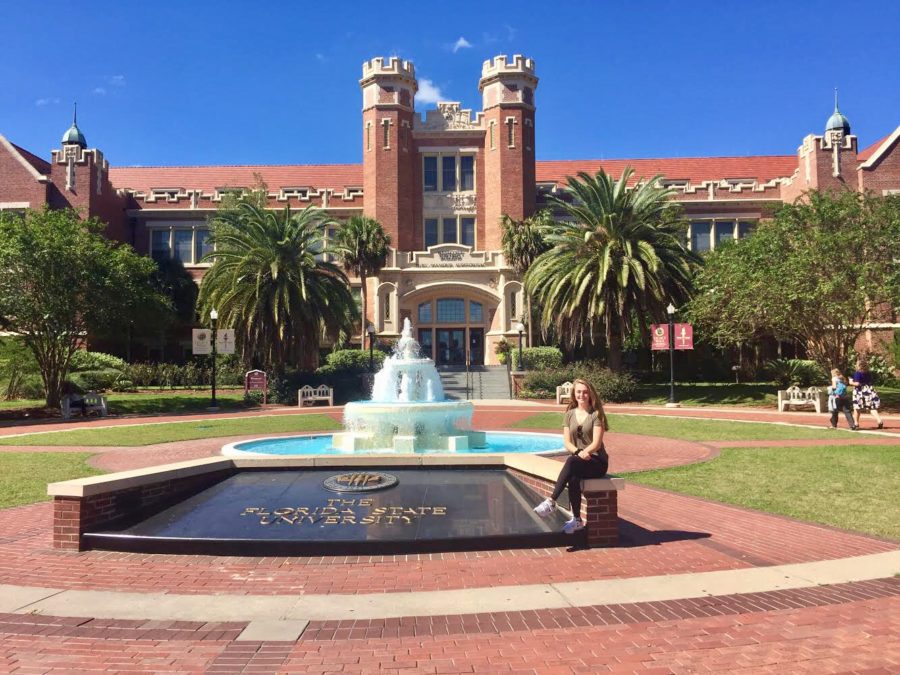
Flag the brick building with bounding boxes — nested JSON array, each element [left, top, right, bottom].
[[1, 55, 898, 365]]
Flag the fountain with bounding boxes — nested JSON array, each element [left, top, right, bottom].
[[331, 318, 487, 452]]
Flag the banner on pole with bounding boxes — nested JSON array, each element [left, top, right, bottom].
[[650, 324, 669, 351], [192, 329, 212, 355], [674, 323, 694, 350], [216, 329, 236, 354]]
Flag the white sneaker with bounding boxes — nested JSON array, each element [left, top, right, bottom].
[[563, 518, 585, 534], [533, 498, 555, 517]]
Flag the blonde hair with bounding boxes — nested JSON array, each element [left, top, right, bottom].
[[830, 368, 842, 378], [566, 378, 609, 431]]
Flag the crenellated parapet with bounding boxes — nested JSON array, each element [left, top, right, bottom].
[[479, 54, 538, 111], [360, 57, 418, 111]]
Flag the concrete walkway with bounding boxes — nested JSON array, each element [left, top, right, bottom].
[[0, 403, 897, 673]]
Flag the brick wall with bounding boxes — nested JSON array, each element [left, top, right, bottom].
[[860, 137, 900, 194], [53, 469, 233, 551], [0, 141, 48, 207]]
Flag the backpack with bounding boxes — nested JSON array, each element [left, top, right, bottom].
[[834, 380, 847, 397]]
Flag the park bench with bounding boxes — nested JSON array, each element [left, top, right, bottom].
[[556, 381, 573, 405], [298, 384, 334, 407], [61, 391, 108, 419], [777, 385, 827, 413]]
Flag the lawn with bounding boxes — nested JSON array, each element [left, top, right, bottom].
[[510, 412, 855, 441], [0, 414, 342, 447], [0, 453, 104, 509], [624, 445, 900, 540], [0, 389, 250, 415], [634, 382, 777, 407]]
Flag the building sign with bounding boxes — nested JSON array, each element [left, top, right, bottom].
[[674, 323, 694, 350], [240, 497, 447, 526], [650, 324, 669, 351], [244, 370, 267, 404], [411, 244, 489, 269]]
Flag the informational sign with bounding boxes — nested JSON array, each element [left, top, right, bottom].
[[674, 323, 694, 350], [192, 329, 212, 355], [216, 329, 236, 354], [650, 324, 669, 351], [244, 370, 268, 404]]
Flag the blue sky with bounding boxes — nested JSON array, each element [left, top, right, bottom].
[[2, 0, 898, 167]]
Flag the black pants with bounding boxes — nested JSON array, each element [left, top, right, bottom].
[[830, 396, 855, 429], [551, 450, 609, 517]]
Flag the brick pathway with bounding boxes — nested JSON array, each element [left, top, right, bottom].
[[0, 403, 897, 672]]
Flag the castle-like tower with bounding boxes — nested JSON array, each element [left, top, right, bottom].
[[360, 57, 418, 249]]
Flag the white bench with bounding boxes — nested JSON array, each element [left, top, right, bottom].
[[556, 381, 573, 405], [62, 391, 108, 419], [298, 384, 334, 407], [777, 385, 827, 413]]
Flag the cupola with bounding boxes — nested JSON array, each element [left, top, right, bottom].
[[61, 104, 87, 148], [825, 90, 851, 135]]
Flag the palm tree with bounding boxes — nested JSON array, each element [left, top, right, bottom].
[[198, 201, 357, 372], [525, 168, 699, 371], [501, 210, 551, 347], [329, 215, 391, 345]]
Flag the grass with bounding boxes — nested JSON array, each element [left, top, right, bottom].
[[634, 383, 777, 407], [624, 444, 900, 540], [0, 453, 104, 509], [510, 412, 855, 441], [0, 414, 342, 447], [0, 389, 250, 414]]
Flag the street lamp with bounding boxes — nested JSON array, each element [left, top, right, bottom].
[[366, 324, 376, 372], [666, 303, 676, 406], [514, 322, 525, 371], [209, 308, 219, 411]]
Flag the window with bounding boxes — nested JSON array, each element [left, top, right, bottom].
[[424, 218, 439, 247], [714, 221, 734, 248], [506, 118, 515, 147], [423, 157, 438, 192], [460, 156, 474, 191], [738, 221, 754, 238], [383, 296, 391, 321], [509, 291, 518, 320], [489, 121, 496, 150], [470, 301, 483, 323], [365, 122, 372, 151], [441, 156, 456, 192], [461, 217, 475, 247], [437, 299, 465, 323], [149, 225, 211, 264], [418, 302, 432, 324], [382, 119, 391, 149], [442, 217, 458, 244], [195, 228, 213, 262], [690, 222, 711, 252]]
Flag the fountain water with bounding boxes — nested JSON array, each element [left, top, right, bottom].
[[331, 318, 487, 452]]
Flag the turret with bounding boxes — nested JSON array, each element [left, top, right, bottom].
[[360, 57, 418, 249], [478, 55, 538, 249]]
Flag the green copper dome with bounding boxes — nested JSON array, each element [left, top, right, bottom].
[[61, 122, 87, 148], [826, 110, 851, 134]]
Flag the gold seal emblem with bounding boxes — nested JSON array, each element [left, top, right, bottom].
[[323, 471, 398, 493]]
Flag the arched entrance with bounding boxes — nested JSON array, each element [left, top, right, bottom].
[[402, 286, 499, 366]]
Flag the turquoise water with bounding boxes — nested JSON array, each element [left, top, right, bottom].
[[227, 432, 563, 456]]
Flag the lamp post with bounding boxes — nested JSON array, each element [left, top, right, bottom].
[[366, 324, 376, 372], [209, 308, 219, 411], [666, 303, 676, 406], [514, 322, 525, 371]]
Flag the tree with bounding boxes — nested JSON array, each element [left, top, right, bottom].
[[525, 168, 699, 371], [197, 199, 357, 372], [329, 215, 391, 345], [687, 190, 900, 371], [501, 210, 551, 347], [0, 208, 170, 407]]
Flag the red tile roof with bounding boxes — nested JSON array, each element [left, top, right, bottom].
[[857, 134, 891, 162], [107, 155, 803, 193], [535, 156, 797, 186], [108, 164, 363, 193]]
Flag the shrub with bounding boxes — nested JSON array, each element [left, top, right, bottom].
[[520, 362, 637, 403], [69, 351, 127, 372], [18, 375, 45, 400], [765, 359, 827, 388], [511, 346, 563, 371], [317, 349, 386, 375], [69, 368, 124, 392], [243, 390, 264, 406], [269, 369, 367, 406]]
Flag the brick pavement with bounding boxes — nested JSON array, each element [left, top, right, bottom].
[[0, 403, 896, 672]]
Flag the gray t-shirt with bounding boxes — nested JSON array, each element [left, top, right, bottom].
[[564, 409, 603, 451]]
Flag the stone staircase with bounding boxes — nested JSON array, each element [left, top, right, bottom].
[[438, 366, 511, 400]]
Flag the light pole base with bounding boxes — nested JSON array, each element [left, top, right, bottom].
[[664, 402, 682, 408], [207, 406, 220, 412]]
